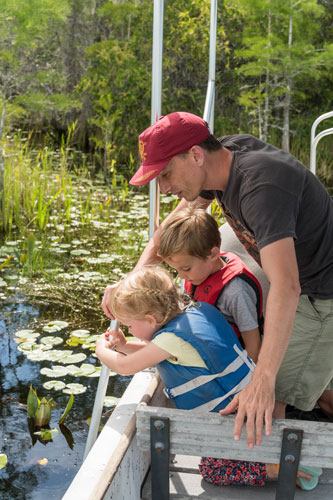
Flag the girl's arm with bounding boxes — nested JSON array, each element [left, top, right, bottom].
[[95, 334, 171, 375]]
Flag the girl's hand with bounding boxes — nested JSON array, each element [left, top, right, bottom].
[[105, 328, 127, 350]]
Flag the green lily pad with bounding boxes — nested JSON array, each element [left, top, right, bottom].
[[65, 364, 83, 376], [43, 349, 73, 362], [40, 365, 69, 378], [103, 396, 120, 407], [70, 249, 91, 256], [43, 321, 69, 332], [43, 380, 66, 391], [85, 366, 103, 377], [40, 336, 64, 346], [15, 330, 40, 339], [26, 350, 51, 362], [0, 454, 7, 469], [17, 342, 39, 352], [60, 353, 87, 365], [63, 383, 87, 395], [70, 329, 90, 338], [79, 363, 97, 376]]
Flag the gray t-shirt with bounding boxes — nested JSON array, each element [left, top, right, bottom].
[[200, 134, 333, 298], [216, 276, 258, 332]]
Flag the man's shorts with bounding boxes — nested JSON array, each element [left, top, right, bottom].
[[275, 295, 333, 410]]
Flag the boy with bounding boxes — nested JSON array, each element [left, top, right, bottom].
[[158, 207, 263, 363]]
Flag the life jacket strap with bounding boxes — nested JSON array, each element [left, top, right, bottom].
[[166, 344, 255, 399]]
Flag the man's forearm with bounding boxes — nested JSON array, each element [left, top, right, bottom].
[[255, 282, 300, 381]]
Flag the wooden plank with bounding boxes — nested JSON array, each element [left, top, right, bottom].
[[136, 406, 333, 468]]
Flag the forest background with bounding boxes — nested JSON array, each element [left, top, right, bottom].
[[0, 0, 332, 189]]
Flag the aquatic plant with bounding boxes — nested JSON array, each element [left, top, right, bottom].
[[27, 385, 74, 429]]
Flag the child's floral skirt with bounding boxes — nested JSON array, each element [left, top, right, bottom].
[[199, 457, 268, 486]]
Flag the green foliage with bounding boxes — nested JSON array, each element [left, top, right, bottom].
[[0, 0, 331, 187]]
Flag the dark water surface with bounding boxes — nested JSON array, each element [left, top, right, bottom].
[[0, 290, 130, 500]]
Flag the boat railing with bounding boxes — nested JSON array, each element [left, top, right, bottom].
[[310, 111, 333, 175]]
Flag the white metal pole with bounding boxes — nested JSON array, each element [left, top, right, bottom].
[[149, 0, 164, 238], [203, 0, 217, 133], [84, 319, 119, 459]]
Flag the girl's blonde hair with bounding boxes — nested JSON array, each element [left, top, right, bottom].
[[158, 207, 221, 260], [109, 266, 183, 325]]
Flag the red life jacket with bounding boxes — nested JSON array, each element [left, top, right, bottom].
[[184, 252, 264, 340]]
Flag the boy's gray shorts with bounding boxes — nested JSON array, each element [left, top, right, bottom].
[[275, 295, 333, 410]]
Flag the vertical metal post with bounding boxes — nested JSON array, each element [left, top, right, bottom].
[[150, 417, 170, 500], [275, 428, 303, 500], [149, 0, 164, 238], [203, 0, 217, 133], [84, 319, 119, 459]]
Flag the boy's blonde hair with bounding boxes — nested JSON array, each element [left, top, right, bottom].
[[109, 266, 182, 326], [158, 207, 221, 260]]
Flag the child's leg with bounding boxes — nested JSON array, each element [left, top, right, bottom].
[[199, 457, 267, 486]]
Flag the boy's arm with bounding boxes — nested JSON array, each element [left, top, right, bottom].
[[101, 197, 211, 318], [240, 328, 261, 363], [95, 334, 171, 375]]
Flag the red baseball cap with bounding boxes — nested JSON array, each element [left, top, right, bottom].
[[129, 112, 211, 186]]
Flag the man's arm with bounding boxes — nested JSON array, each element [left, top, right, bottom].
[[101, 196, 211, 318], [220, 237, 300, 448]]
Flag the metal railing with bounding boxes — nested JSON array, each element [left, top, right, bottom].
[[310, 111, 333, 176]]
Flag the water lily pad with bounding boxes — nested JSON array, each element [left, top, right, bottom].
[[17, 342, 39, 352], [15, 329, 40, 339], [26, 350, 51, 362], [0, 279, 7, 287], [40, 365, 69, 378], [65, 364, 83, 376], [85, 366, 103, 377], [63, 383, 87, 395], [43, 321, 69, 332], [103, 396, 120, 407], [40, 336, 64, 346], [60, 353, 87, 364], [79, 363, 97, 376], [43, 349, 73, 361], [70, 329, 90, 338], [0, 453, 7, 469], [43, 380, 66, 391], [70, 249, 91, 256]]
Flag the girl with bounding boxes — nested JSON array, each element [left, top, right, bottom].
[[96, 265, 312, 488]]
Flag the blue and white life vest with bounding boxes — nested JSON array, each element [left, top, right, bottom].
[[153, 302, 255, 412]]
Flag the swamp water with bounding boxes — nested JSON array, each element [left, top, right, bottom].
[[0, 170, 175, 499]]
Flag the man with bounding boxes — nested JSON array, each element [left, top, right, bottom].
[[102, 111, 333, 448]]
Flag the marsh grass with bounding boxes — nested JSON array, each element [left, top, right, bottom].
[[0, 133, 97, 235]]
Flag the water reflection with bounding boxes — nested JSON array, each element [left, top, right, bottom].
[[0, 291, 130, 500]]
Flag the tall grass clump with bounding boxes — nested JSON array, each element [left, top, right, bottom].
[[0, 130, 86, 236]]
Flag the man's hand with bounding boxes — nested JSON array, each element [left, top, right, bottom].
[[219, 374, 275, 449], [101, 284, 118, 319]]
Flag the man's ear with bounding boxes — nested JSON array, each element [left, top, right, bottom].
[[190, 145, 205, 166]]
